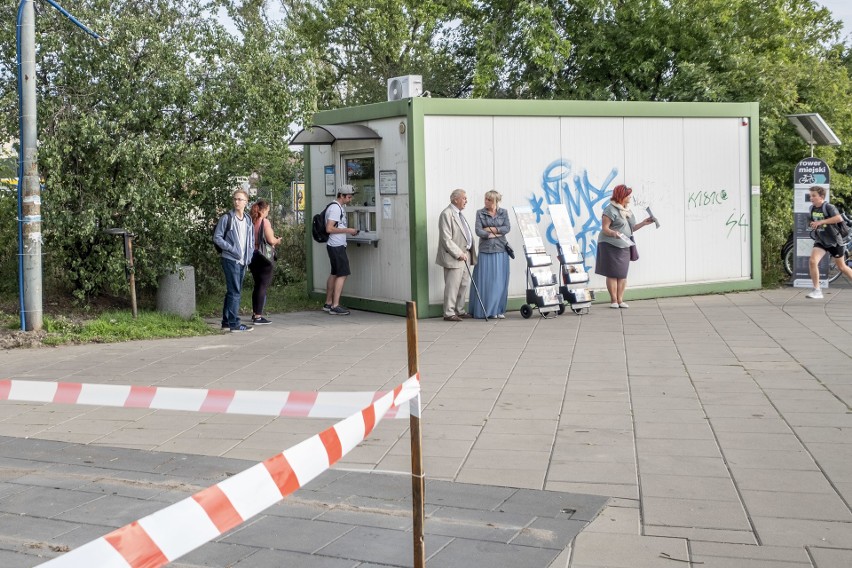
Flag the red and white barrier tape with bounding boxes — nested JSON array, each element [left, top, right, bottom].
[[0, 378, 417, 419], [35, 375, 420, 568]]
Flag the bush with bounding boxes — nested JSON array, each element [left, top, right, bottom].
[[0, 189, 17, 295], [273, 222, 307, 286]]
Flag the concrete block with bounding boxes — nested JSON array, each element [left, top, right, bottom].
[[157, 265, 196, 318]]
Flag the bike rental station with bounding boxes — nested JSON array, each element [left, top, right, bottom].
[[785, 113, 847, 288]]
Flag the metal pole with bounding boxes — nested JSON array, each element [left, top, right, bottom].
[[464, 259, 488, 321], [406, 301, 426, 568], [18, 0, 42, 331]]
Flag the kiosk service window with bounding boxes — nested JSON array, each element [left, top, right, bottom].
[[342, 153, 378, 244]]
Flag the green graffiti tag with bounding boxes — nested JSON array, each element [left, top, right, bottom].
[[725, 211, 748, 237], [688, 190, 728, 209]]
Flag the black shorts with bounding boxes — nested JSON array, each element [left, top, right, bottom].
[[327, 245, 351, 276], [814, 241, 846, 258]]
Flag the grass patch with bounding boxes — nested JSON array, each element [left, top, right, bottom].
[[0, 280, 320, 348], [41, 311, 219, 346], [1, 312, 18, 330]]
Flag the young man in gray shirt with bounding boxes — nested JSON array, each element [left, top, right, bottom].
[[323, 185, 359, 315]]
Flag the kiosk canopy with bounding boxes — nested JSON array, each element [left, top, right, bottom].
[[290, 124, 381, 146]]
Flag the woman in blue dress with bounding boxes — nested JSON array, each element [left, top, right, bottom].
[[470, 190, 511, 319]]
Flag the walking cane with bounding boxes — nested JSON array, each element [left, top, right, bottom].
[[464, 259, 488, 322]]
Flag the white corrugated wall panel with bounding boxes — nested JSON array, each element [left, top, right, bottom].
[[623, 118, 687, 286], [559, 117, 626, 289], [493, 117, 561, 297], [425, 116, 495, 304], [683, 118, 751, 282]]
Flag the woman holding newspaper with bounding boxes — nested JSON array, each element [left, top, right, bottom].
[[595, 184, 655, 309]]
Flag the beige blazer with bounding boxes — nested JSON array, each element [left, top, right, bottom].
[[435, 205, 477, 268]]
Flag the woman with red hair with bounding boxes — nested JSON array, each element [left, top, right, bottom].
[[595, 184, 655, 308]]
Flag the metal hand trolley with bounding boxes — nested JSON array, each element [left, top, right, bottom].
[[549, 203, 594, 314], [513, 206, 564, 319]]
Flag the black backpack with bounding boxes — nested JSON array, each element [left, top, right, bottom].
[[213, 212, 233, 254], [312, 202, 342, 243], [836, 210, 851, 239], [814, 203, 850, 241]]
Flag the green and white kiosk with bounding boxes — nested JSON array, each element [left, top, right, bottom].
[[291, 98, 761, 318]]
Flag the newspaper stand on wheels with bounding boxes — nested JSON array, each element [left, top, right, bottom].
[[549, 203, 594, 315], [513, 206, 564, 319]]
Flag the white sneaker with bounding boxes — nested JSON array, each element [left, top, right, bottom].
[[610, 303, 620, 309], [806, 289, 823, 299], [618, 302, 629, 308]]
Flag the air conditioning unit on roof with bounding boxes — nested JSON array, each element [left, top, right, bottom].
[[387, 75, 422, 101]]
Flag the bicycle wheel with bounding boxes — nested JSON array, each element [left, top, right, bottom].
[[783, 243, 794, 277]]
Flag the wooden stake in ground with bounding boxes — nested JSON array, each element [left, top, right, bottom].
[[406, 301, 425, 567]]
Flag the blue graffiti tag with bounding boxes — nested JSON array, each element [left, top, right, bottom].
[[528, 159, 618, 270]]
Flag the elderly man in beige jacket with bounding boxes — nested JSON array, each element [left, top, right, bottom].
[[435, 189, 478, 321]]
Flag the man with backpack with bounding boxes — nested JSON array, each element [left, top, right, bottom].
[[806, 185, 852, 299], [323, 185, 359, 315], [213, 188, 255, 331]]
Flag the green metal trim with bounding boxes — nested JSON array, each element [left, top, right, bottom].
[[304, 151, 315, 296], [410, 98, 757, 119], [313, 98, 757, 124], [308, 292, 408, 317], [421, 279, 760, 318], [314, 100, 412, 124], [408, 102, 431, 318], [749, 104, 762, 288], [311, 278, 762, 319], [598, 279, 760, 301]]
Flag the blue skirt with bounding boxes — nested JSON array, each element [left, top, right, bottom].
[[470, 251, 510, 318]]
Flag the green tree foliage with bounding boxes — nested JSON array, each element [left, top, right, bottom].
[[0, 0, 315, 302], [3, 0, 852, 306], [468, 0, 573, 98], [283, 0, 473, 106]]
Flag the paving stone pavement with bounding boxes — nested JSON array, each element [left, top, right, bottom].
[[0, 285, 851, 567], [0, 436, 606, 567]]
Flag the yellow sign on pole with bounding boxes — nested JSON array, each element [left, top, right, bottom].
[[292, 181, 305, 212]]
